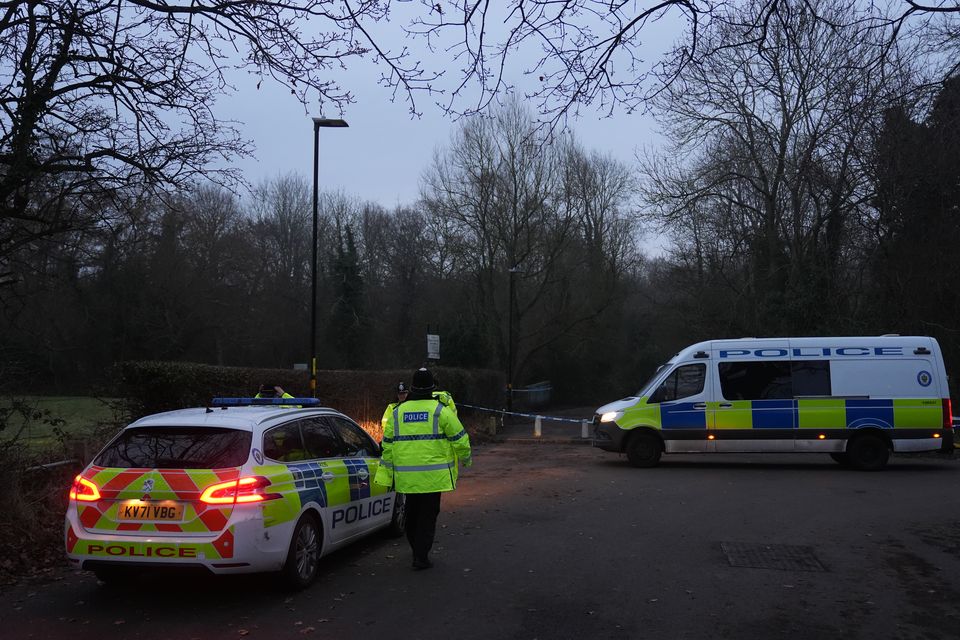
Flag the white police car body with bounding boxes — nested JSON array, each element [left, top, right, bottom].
[[65, 398, 403, 588]]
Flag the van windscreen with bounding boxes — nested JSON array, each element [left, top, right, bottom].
[[637, 364, 668, 397]]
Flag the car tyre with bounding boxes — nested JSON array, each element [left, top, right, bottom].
[[281, 513, 322, 590], [847, 434, 889, 471], [386, 492, 406, 538], [626, 431, 662, 468]]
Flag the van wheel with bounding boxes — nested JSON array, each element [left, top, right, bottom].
[[847, 434, 889, 471], [626, 432, 662, 468], [281, 513, 322, 590], [829, 452, 850, 466], [386, 493, 406, 538]]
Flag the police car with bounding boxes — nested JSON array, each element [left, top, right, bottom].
[[65, 398, 404, 588]]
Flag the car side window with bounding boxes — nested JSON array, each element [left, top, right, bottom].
[[263, 422, 308, 462], [300, 417, 344, 459], [326, 416, 379, 457], [648, 364, 706, 403]]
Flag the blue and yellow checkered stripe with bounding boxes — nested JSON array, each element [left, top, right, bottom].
[[623, 397, 943, 433]]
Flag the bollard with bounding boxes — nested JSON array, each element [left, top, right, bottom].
[[534, 415, 542, 437], [581, 420, 589, 439]]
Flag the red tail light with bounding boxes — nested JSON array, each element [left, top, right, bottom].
[[200, 476, 279, 505], [944, 398, 954, 430], [69, 475, 101, 502]]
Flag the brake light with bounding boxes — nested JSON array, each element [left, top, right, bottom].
[[69, 475, 101, 502], [200, 476, 279, 505], [944, 398, 954, 430]]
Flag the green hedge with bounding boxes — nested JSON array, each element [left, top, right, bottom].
[[116, 361, 505, 424]]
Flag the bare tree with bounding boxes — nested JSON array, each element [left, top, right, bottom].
[[641, 0, 924, 334], [422, 102, 639, 385], [0, 0, 434, 272], [399, 0, 959, 128]]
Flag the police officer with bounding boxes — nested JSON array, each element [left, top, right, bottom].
[[381, 382, 409, 428], [432, 387, 458, 415], [256, 384, 298, 408], [375, 367, 472, 570], [255, 384, 294, 400]]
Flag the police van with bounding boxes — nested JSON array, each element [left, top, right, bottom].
[[65, 398, 404, 588], [593, 336, 953, 470]]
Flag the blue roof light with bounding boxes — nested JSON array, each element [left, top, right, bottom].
[[210, 397, 321, 407]]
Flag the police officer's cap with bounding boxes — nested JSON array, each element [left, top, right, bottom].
[[411, 368, 436, 391]]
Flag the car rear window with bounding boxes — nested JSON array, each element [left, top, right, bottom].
[[94, 427, 252, 469]]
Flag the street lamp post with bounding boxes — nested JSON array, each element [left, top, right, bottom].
[[310, 117, 349, 398], [507, 265, 519, 412]]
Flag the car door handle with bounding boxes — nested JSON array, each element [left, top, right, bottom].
[[719, 403, 733, 408], [357, 469, 369, 481], [693, 403, 706, 409], [321, 471, 335, 482]]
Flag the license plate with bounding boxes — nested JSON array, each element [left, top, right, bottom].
[[117, 501, 184, 522]]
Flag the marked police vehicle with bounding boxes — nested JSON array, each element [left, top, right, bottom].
[[65, 398, 404, 588], [593, 336, 954, 470]]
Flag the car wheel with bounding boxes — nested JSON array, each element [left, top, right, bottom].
[[626, 431, 662, 468], [281, 513, 322, 590], [386, 493, 406, 538], [829, 452, 850, 466], [847, 434, 889, 471]]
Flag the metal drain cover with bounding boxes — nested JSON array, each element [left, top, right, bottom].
[[720, 542, 826, 572]]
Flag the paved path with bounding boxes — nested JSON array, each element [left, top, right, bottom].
[[3, 443, 959, 640]]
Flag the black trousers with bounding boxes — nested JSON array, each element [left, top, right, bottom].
[[403, 492, 441, 562]]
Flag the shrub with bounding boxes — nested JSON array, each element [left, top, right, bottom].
[[116, 361, 505, 426]]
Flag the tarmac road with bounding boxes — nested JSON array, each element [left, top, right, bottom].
[[2, 443, 959, 640]]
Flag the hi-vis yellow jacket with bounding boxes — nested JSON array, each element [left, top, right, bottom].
[[374, 398, 472, 493]]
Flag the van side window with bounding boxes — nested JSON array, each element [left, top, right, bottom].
[[791, 360, 831, 396], [719, 361, 792, 400], [648, 364, 706, 403]]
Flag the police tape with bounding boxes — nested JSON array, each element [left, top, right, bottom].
[[456, 402, 587, 424]]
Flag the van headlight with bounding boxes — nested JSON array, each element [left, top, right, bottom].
[[600, 411, 623, 423]]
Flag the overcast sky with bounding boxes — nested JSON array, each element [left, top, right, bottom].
[[219, 67, 664, 211], [215, 7, 680, 217]]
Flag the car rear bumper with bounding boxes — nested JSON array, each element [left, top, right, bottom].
[[64, 511, 288, 574]]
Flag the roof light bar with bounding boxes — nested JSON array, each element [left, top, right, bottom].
[[210, 397, 321, 407]]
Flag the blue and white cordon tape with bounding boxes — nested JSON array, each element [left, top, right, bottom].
[[456, 402, 585, 423], [457, 402, 595, 439]]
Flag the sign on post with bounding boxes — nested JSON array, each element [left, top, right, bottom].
[[427, 334, 440, 361]]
